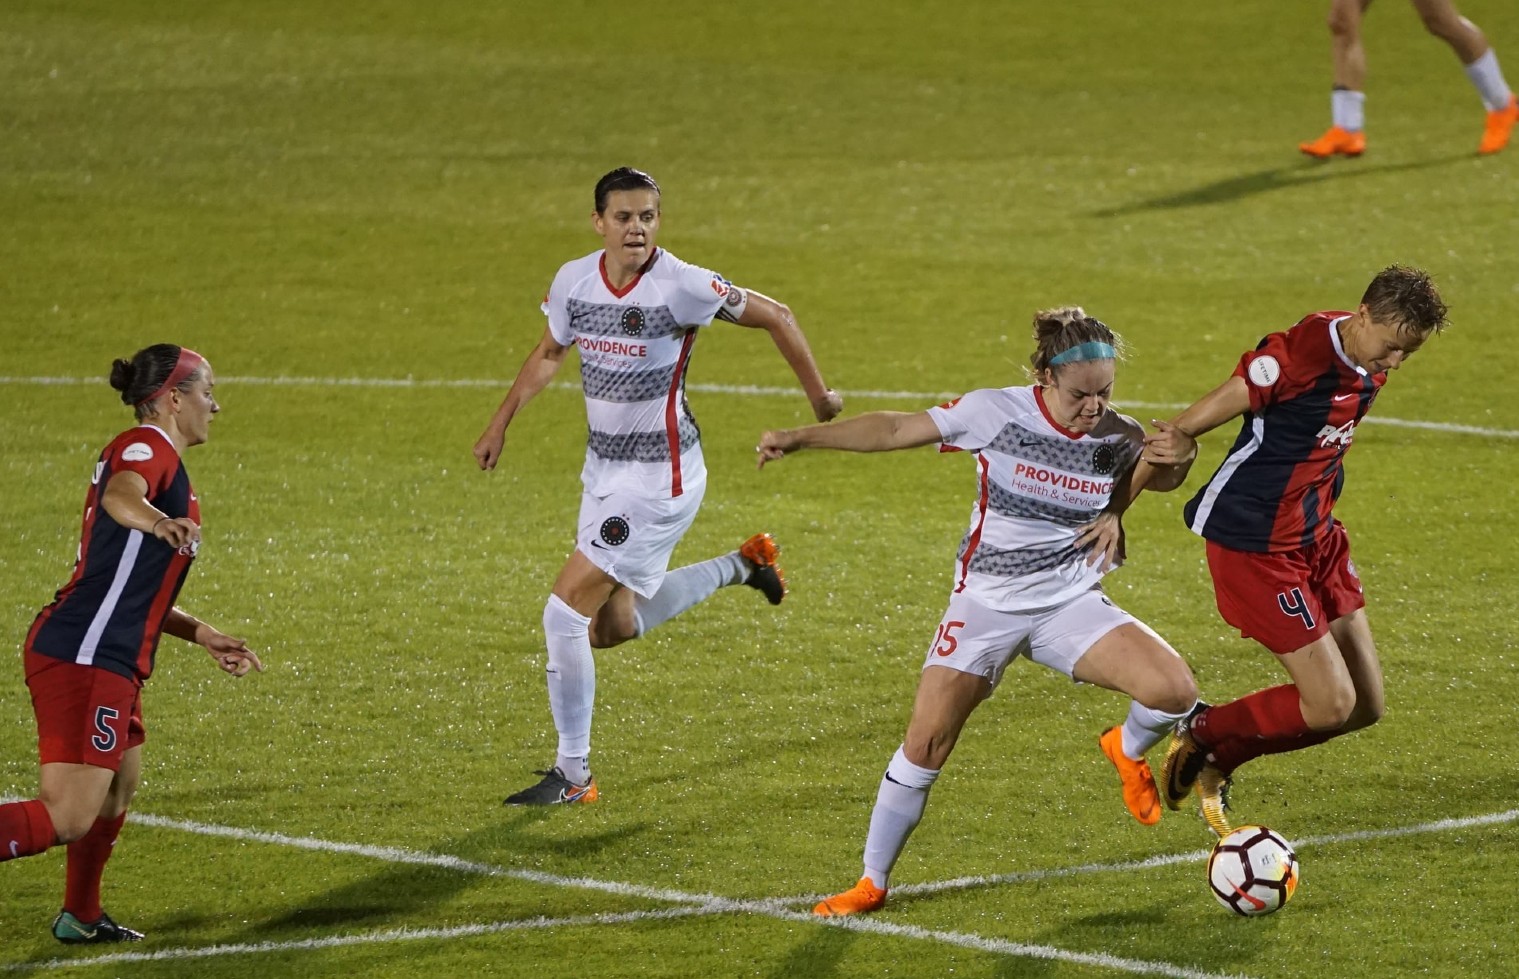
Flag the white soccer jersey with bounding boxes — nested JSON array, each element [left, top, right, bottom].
[[925, 386, 1144, 612], [544, 247, 748, 498]]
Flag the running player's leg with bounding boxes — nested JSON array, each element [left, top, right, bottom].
[[1410, 0, 1518, 150], [2, 764, 113, 860], [816, 595, 1017, 917], [505, 550, 616, 804], [814, 665, 991, 918], [4, 657, 131, 860], [1039, 594, 1198, 826], [1328, 608, 1385, 733], [62, 745, 140, 931], [1302, 0, 1372, 156]]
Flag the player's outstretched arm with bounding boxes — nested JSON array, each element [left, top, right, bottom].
[[473, 328, 571, 471], [733, 289, 842, 422], [164, 608, 263, 677], [757, 411, 940, 468], [100, 471, 200, 550]]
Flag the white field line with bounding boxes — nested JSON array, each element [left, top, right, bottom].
[[802, 806, 1519, 906], [2, 375, 1515, 438], [11, 805, 1514, 976], [0, 906, 717, 973], [0, 807, 1252, 979]]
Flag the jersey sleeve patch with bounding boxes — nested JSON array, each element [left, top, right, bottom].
[[713, 280, 749, 322], [1246, 355, 1281, 387], [121, 442, 154, 462]]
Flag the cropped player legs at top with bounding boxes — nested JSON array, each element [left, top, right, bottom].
[[526, 541, 772, 797], [1305, 0, 1517, 156], [816, 618, 1197, 916]]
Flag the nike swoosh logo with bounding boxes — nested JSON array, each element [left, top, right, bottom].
[[1332, 393, 1357, 402], [8, 840, 18, 858], [589, 539, 608, 549], [1018, 438, 1042, 447], [1231, 883, 1267, 911]]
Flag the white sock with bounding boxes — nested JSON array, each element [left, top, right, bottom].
[[1332, 89, 1366, 132], [861, 747, 941, 889], [1120, 700, 1195, 757], [631, 552, 747, 636], [543, 595, 594, 784], [1464, 49, 1514, 111]]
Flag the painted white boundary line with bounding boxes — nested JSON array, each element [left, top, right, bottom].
[[0, 808, 1252, 979], [0, 907, 717, 973], [2, 376, 1515, 439], [845, 807, 1519, 905]]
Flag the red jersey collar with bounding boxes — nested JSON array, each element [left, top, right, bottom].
[[599, 248, 660, 299], [1034, 385, 1089, 440]]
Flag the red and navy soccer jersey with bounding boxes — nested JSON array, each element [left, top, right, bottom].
[[26, 425, 200, 683], [1183, 312, 1384, 553]]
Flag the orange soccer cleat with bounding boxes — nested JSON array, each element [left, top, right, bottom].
[[813, 877, 888, 917], [740, 533, 788, 605], [1298, 126, 1366, 158], [1099, 726, 1162, 826], [1480, 95, 1519, 155]]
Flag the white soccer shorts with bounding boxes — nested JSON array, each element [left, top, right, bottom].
[[920, 585, 1152, 691], [575, 481, 705, 599]]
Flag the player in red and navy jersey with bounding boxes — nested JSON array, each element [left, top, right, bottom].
[[0, 344, 262, 944], [1091, 265, 1448, 837], [472, 167, 842, 806]]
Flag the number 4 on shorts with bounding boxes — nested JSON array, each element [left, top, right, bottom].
[[1276, 588, 1316, 630]]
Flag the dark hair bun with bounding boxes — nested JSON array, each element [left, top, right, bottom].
[[109, 358, 136, 401]]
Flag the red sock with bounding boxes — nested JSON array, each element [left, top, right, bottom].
[[64, 812, 126, 923], [1194, 685, 1311, 746], [0, 799, 57, 861], [1209, 729, 1337, 775]]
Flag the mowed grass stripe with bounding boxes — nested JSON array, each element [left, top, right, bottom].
[[2, 376, 1515, 439]]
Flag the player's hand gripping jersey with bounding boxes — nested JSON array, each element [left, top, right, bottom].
[[926, 386, 1143, 612], [1184, 312, 1386, 553], [544, 248, 749, 500], [26, 425, 201, 683]]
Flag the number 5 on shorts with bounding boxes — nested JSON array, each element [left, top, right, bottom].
[[932, 620, 966, 657], [92, 706, 121, 753]]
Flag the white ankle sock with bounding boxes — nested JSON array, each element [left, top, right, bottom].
[[861, 747, 941, 889], [1332, 89, 1365, 131], [1464, 49, 1514, 111], [631, 553, 747, 636], [1120, 701, 1194, 757], [543, 595, 594, 781]]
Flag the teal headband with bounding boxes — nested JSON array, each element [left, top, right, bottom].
[[1049, 341, 1116, 366]]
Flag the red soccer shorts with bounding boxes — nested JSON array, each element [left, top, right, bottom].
[[1204, 521, 1366, 656], [24, 651, 145, 771]]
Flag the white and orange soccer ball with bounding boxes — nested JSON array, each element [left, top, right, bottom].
[[1207, 825, 1300, 916]]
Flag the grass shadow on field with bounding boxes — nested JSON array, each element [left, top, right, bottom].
[[1089, 152, 1474, 216], [763, 922, 862, 979]]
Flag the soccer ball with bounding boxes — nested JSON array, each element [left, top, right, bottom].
[[1207, 825, 1300, 916]]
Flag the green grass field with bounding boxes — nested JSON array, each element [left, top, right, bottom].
[[3, 1, 1517, 976]]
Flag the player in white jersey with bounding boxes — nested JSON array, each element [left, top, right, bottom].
[[474, 167, 843, 805], [757, 308, 1200, 916]]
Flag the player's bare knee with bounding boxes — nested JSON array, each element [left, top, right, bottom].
[[902, 731, 954, 770], [38, 802, 93, 845], [1301, 689, 1356, 731], [1418, 11, 1461, 41], [1156, 678, 1200, 716], [1327, 8, 1358, 39]]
